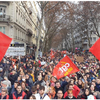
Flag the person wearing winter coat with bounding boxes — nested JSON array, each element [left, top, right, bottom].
[[64, 84, 80, 98], [10, 81, 19, 96], [0, 87, 9, 99], [34, 75, 45, 86], [35, 86, 50, 100], [25, 74, 34, 88], [65, 90, 76, 99], [81, 88, 90, 99], [8, 70, 18, 85], [10, 85, 27, 99], [54, 81, 63, 98], [54, 89, 64, 99]]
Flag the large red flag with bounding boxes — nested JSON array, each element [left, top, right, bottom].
[[52, 55, 79, 79], [89, 38, 100, 61], [0, 32, 12, 61]]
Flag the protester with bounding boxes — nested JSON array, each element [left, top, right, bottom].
[[48, 86, 56, 99], [54, 89, 64, 99], [65, 90, 76, 99], [0, 50, 100, 99], [10, 85, 27, 99], [0, 87, 9, 99], [35, 86, 50, 100]]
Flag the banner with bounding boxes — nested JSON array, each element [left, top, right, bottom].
[[0, 32, 12, 61], [89, 38, 100, 61], [52, 55, 79, 79]]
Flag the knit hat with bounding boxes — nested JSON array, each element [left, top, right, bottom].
[[2, 81, 8, 86]]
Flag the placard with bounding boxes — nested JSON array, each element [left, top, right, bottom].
[[89, 56, 94, 59], [76, 56, 84, 62]]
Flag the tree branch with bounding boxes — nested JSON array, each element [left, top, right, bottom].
[[44, 2, 60, 15]]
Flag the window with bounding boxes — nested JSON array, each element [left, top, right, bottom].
[[0, 26, 5, 34], [93, 37, 96, 41], [16, 7, 18, 12], [0, 7, 6, 16], [2, 27, 5, 34], [90, 37, 92, 41], [19, 10, 20, 15]]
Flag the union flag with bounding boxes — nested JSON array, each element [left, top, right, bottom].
[[0, 32, 12, 61], [52, 55, 79, 79], [50, 49, 55, 59], [89, 38, 100, 61]]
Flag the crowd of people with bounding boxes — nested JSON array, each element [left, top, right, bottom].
[[0, 51, 100, 99]]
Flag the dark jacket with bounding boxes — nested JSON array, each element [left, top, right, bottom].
[[10, 91, 27, 99], [26, 77, 34, 88], [54, 97, 64, 99], [8, 73, 18, 85], [0, 94, 9, 99], [55, 87, 63, 98], [10, 87, 17, 96], [61, 81, 68, 90], [96, 83, 100, 92]]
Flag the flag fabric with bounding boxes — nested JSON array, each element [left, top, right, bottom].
[[52, 55, 79, 79], [0, 32, 12, 61], [62, 50, 67, 54], [50, 49, 55, 59], [89, 38, 100, 61]]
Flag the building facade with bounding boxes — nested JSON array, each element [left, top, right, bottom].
[[58, 27, 99, 52], [0, 1, 37, 55]]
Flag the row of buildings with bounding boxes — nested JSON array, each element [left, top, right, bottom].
[[57, 24, 99, 53], [0, 1, 45, 55]]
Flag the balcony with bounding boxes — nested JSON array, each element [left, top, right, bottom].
[[0, 1, 10, 5], [0, 15, 11, 22], [82, 35, 87, 39], [83, 41, 88, 45], [27, 29, 33, 36]]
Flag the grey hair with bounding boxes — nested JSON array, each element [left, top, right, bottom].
[[1, 87, 8, 94]]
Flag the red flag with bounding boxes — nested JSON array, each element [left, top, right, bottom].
[[62, 50, 66, 54], [89, 38, 100, 60], [52, 55, 79, 79], [0, 32, 12, 61], [50, 49, 55, 59]]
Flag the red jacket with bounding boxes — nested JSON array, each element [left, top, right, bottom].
[[64, 85, 80, 98], [38, 60, 41, 67]]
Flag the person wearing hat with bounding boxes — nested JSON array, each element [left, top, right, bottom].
[[3, 76, 11, 89], [1, 81, 8, 89]]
